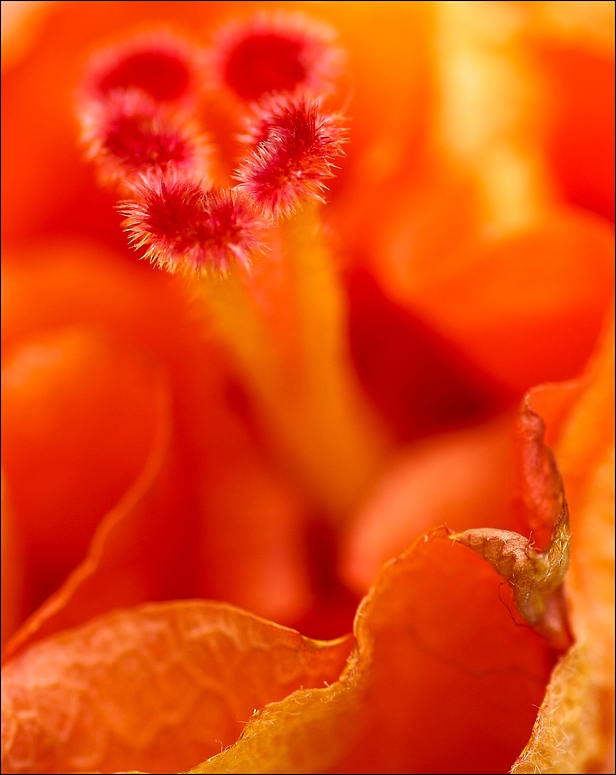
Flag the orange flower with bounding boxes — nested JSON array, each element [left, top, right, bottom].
[[1, 2, 614, 773]]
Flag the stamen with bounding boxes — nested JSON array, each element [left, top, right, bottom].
[[206, 11, 344, 102], [118, 171, 269, 276], [234, 93, 347, 219], [75, 22, 389, 521], [78, 89, 209, 188], [81, 31, 200, 104]]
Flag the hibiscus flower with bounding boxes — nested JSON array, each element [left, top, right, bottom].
[[1, 2, 614, 773]]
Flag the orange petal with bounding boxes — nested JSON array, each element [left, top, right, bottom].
[[2, 245, 190, 644], [558, 316, 615, 655], [511, 642, 610, 775], [193, 451, 314, 626], [342, 412, 519, 593], [195, 530, 554, 774], [512, 316, 614, 772], [3, 241, 317, 629], [2, 326, 165, 616], [1, 601, 352, 774], [528, 1, 615, 221], [1, 363, 174, 664], [1, 475, 25, 649], [385, 210, 615, 395], [345, 265, 511, 443], [515, 397, 569, 549]]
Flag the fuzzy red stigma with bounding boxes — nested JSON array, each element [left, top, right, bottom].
[[78, 90, 209, 188], [82, 32, 200, 104], [119, 171, 269, 276], [207, 11, 344, 102], [234, 93, 347, 219]]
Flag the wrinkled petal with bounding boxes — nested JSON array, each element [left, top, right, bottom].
[[512, 316, 614, 772], [194, 530, 554, 774], [1, 3, 613, 774], [1, 601, 352, 774]]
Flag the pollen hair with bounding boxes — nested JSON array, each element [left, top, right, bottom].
[[118, 170, 270, 277], [234, 93, 347, 219], [78, 89, 210, 189], [205, 10, 344, 102]]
